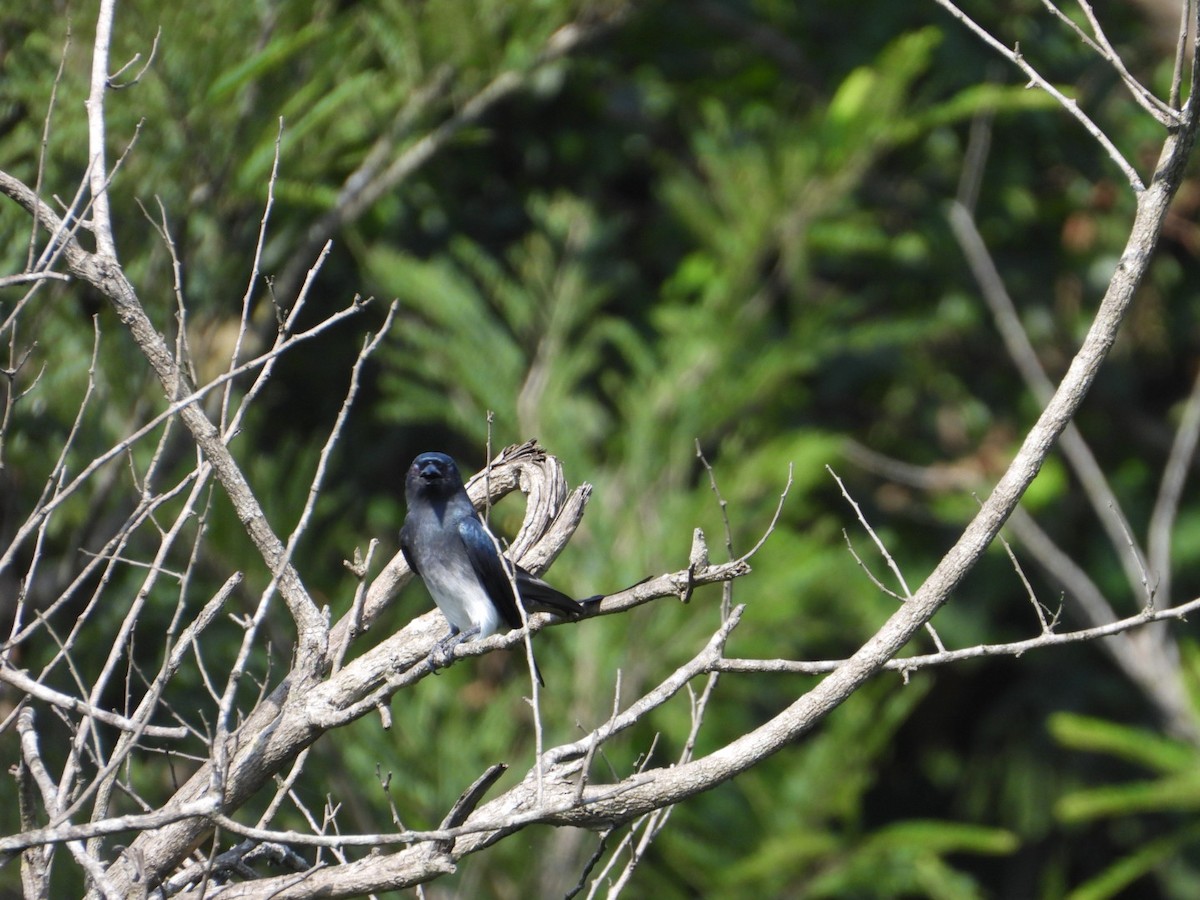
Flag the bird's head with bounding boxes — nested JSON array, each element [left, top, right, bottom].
[[405, 452, 465, 501]]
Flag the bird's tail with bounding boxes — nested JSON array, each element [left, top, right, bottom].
[[514, 567, 600, 620]]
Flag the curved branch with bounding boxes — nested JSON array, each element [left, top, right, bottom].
[[329, 439, 599, 647]]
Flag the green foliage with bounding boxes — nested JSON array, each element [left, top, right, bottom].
[[373, 192, 626, 460], [1050, 712, 1199, 778], [618, 680, 1017, 899], [1047, 689, 1200, 896]]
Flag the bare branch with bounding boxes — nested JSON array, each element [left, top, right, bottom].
[[0, 793, 221, 858], [1148, 365, 1200, 603], [1169, 0, 1194, 109], [715, 589, 1200, 676], [85, 0, 118, 258], [222, 118, 284, 432], [948, 200, 1151, 603], [0, 271, 72, 288], [16, 710, 124, 898], [0, 668, 187, 739], [844, 438, 1199, 740], [1006, 510, 1197, 740]]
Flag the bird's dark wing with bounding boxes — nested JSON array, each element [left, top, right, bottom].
[[456, 515, 525, 630], [398, 520, 420, 577]]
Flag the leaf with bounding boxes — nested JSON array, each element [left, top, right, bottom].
[[206, 22, 328, 103], [1048, 712, 1198, 774], [1056, 772, 1200, 822], [861, 819, 1020, 856], [1065, 822, 1200, 900]]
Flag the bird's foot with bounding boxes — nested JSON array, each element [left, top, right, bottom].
[[425, 627, 480, 673]]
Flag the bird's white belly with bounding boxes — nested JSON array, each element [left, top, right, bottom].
[[422, 559, 502, 639]]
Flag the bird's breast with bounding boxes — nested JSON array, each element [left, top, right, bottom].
[[422, 555, 502, 640]]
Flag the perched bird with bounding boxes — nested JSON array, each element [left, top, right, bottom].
[[399, 451, 593, 675]]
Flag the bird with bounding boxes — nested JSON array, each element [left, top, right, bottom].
[[399, 451, 594, 676]]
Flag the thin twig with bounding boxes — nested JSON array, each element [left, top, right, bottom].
[[932, 0, 1145, 191], [1169, 0, 1192, 110], [0, 293, 366, 579], [222, 118, 284, 432], [1038, 0, 1178, 123], [996, 529, 1054, 633], [333, 539, 379, 673], [828, 466, 946, 652], [1147, 365, 1200, 605], [107, 27, 160, 88]]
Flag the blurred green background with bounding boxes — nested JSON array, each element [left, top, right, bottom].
[[3, 0, 1200, 896]]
